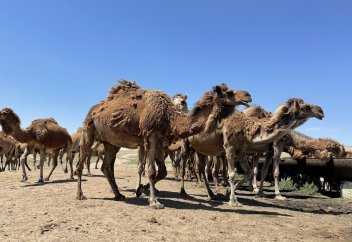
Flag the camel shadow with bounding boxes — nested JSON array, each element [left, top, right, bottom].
[[127, 196, 292, 217], [22, 179, 87, 187]]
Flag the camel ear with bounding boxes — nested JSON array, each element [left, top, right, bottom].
[[184, 95, 187, 100], [213, 86, 223, 97], [293, 100, 300, 114]]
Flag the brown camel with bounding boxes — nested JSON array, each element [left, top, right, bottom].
[[243, 104, 325, 200], [0, 132, 17, 171], [58, 127, 83, 173], [77, 80, 252, 209], [165, 94, 189, 180], [283, 131, 346, 161], [186, 98, 324, 206], [0, 108, 74, 182]]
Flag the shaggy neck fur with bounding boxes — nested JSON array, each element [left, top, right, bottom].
[[0, 119, 31, 143], [171, 92, 235, 139]]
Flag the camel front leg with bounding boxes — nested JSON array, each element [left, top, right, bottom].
[[273, 142, 286, 200], [212, 156, 221, 192], [101, 143, 124, 200], [146, 136, 164, 209], [251, 154, 260, 193], [136, 146, 146, 197], [44, 152, 59, 181], [258, 152, 272, 197], [234, 150, 252, 191], [20, 148, 30, 182], [198, 153, 216, 199], [37, 147, 46, 183], [224, 138, 242, 207]]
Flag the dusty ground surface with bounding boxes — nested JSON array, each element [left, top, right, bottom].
[[1, 150, 352, 242]]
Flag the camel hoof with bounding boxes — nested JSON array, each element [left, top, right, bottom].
[[36, 179, 44, 184], [36, 165, 40, 169], [149, 201, 164, 209], [64, 168, 68, 174], [114, 194, 126, 201], [77, 193, 87, 200], [69, 176, 74, 180], [253, 188, 259, 194], [207, 194, 217, 201], [21, 177, 28, 182], [228, 200, 243, 207], [136, 184, 144, 197], [44, 177, 50, 181], [95, 167, 98, 169], [275, 195, 287, 201]]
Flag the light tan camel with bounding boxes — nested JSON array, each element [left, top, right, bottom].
[[243, 104, 325, 200], [186, 98, 324, 206], [77, 80, 252, 209], [0, 108, 74, 182]]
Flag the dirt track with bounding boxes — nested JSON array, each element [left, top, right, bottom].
[[1, 150, 352, 242]]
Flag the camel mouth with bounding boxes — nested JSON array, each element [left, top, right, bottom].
[[240, 101, 251, 107]]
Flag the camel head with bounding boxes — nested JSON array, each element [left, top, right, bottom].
[[172, 94, 188, 112], [288, 98, 324, 121], [213, 83, 252, 108], [271, 98, 324, 130], [0, 108, 21, 134]]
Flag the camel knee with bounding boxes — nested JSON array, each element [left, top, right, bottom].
[[228, 172, 235, 180]]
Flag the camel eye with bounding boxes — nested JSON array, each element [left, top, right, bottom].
[[226, 91, 234, 97]]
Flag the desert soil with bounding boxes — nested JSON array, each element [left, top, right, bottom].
[[1, 150, 352, 242]]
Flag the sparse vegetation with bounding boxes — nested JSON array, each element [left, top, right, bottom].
[[298, 182, 319, 195], [279, 178, 297, 191]]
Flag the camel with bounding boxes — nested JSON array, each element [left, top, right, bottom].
[[93, 142, 105, 169], [165, 94, 189, 180], [283, 131, 346, 161], [186, 98, 324, 206], [0, 132, 17, 171], [242, 104, 325, 200], [76, 80, 252, 209], [0, 108, 74, 182]]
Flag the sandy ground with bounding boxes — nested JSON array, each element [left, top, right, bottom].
[[1, 150, 352, 242]]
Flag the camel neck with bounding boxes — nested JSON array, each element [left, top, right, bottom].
[[1, 121, 30, 143]]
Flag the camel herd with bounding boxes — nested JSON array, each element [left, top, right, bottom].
[[0, 80, 350, 209]]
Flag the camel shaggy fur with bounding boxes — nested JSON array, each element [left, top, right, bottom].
[[77, 80, 252, 209]]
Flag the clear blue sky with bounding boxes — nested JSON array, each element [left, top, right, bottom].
[[0, 1, 351, 145]]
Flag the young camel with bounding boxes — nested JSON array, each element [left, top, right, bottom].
[[186, 98, 324, 206], [77, 80, 252, 209], [0, 108, 74, 183]]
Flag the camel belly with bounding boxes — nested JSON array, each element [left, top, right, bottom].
[[93, 120, 140, 149], [189, 132, 224, 156]]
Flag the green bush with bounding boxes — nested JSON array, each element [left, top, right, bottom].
[[279, 178, 297, 191], [298, 182, 319, 195]]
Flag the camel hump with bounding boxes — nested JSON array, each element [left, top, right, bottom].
[[139, 90, 173, 136], [108, 80, 141, 96], [243, 106, 272, 119]]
